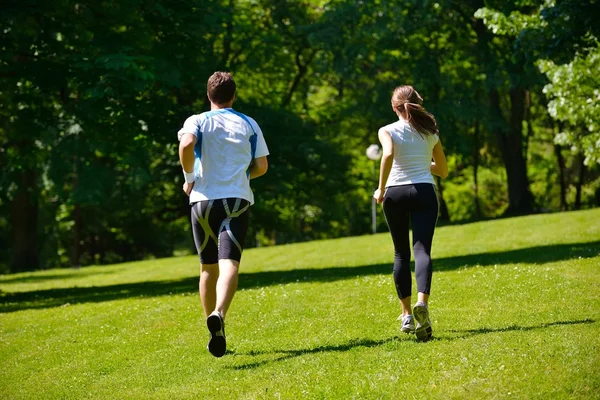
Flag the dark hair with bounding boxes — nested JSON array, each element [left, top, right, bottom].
[[391, 86, 438, 135], [207, 71, 236, 105]]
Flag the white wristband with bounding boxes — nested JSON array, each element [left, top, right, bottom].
[[183, 170, 195, 183]]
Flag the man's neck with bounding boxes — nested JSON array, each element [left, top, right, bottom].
[[210, 101, 234, 110]]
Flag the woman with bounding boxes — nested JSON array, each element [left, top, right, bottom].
[[373, 86, 448, 342]]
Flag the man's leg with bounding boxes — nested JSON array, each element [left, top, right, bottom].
[[200, 263, 219, 317], [215, 259, 239, 319], [191, 200, 221, 318], [213, 198, 249, 319], [205, 259, 237, 358]]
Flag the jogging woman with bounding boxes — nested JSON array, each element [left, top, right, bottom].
[[373, 85, 448, 342], [178, 72, 269, 357]]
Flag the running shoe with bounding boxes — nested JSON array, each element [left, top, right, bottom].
[[412, 302, 433, 342], [400, 314, 415, 334], [206, 311, 226, 357]]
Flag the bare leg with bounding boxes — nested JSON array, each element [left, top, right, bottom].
[[417, 292, 429, 306], [200, 263, 219, 317], [215, 259, 239, 319], [400, 296, 412, 317]]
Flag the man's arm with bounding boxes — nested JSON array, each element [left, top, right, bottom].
[[249, 156, 268, 179], [179, 133, 196, 196], [179, 133, 196, 171]]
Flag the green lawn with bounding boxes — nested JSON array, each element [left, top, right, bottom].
[[1, 209, 599, 399]]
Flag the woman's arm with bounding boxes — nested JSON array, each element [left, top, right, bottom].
[[430, 139, 448, 179], [373, 129, 394, 204]]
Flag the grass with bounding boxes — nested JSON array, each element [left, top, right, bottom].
[[1, 209, 599, 399]]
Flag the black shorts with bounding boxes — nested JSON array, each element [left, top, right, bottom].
[[190, 198, 250, 264]]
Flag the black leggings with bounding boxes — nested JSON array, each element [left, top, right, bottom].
[[382, 183, 439, 299]]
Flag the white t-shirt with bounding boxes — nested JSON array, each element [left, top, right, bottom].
[[381, 118, 439, 187], [177, 108, 269, 205]]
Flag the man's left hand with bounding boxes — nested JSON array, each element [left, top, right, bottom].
[[183, 182, 194, 196]]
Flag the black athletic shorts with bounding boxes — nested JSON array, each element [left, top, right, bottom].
[[190, 198, 250, 264]]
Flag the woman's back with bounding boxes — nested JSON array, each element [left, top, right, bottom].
[[383, 119, 438, 187]]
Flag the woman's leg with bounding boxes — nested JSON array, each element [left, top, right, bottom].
[[383, 186, 412, 315], [410, 184, 439, 304]]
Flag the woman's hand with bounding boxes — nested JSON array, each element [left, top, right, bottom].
[[373, 188, 385, 204]]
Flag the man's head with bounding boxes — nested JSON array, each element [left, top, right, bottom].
[[207, 71, 236, 105]]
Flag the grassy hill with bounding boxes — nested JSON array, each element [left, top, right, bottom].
[[1, 209, 599, 399]]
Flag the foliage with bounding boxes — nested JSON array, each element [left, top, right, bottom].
[[1, 0, 599, 271], [540, 47, 600, 166], [476, 1, 600, 166], [444, 165, 508, 222]]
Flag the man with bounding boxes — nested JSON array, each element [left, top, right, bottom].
[[178, 71, 269, 357]]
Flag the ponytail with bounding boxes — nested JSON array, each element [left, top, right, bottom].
[[404, 103, 438, 136], [391, 86, 438, 136]]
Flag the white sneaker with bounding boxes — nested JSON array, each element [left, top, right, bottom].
[[412, 302, 432, 342], [400, 314, 415, 334], [206, 311, 226, 357]]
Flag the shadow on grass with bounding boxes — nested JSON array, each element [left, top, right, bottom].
[[228, 337, 398, 370], [1, 241, 598, 313], [441, 318, 596, 340], [0, 264, 389, 313], [433, 240, 599, 272], [0, 269, 121, 284], [228, 319, 596, 370]]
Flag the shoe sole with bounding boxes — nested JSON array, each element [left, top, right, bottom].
[[207, 313, 226, 357], [413, 304, 433, 342]]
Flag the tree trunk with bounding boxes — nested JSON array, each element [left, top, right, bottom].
[[71, 149, 82, 268], [472, 14, 534, 216], [523, 91, 534, 160], [575, 154, 585, 210], [282, 49, 317, 108], [10, 168, 39, 272], [436, 176, 450, 221], [490, 88, 534, 215], [71, 204, 82, 268], [554, 143, 567, 211], [473, 120, 481, 218]]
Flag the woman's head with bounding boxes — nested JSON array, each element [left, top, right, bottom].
[[207, 71, 236, 105], [391, 86, 438, 135]]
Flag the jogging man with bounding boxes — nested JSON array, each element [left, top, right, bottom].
[[178, 71, 269, 357]]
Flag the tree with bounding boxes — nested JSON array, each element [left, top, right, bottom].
[[475, 0, 600, 208]]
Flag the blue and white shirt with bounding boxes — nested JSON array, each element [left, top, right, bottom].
[[178, 108, 269, 205], [381, 118, 439, 187]]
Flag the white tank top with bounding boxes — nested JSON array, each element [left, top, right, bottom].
[[381, 118, 439, 187]]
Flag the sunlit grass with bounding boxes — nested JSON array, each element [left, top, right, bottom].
[[1, 209, 599, 399]]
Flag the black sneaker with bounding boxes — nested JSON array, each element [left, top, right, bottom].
[[206, 311, 226, 357], [412, 302, 433, 342]]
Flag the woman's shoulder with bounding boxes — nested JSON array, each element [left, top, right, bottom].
[[381, 119, 408, 132]]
